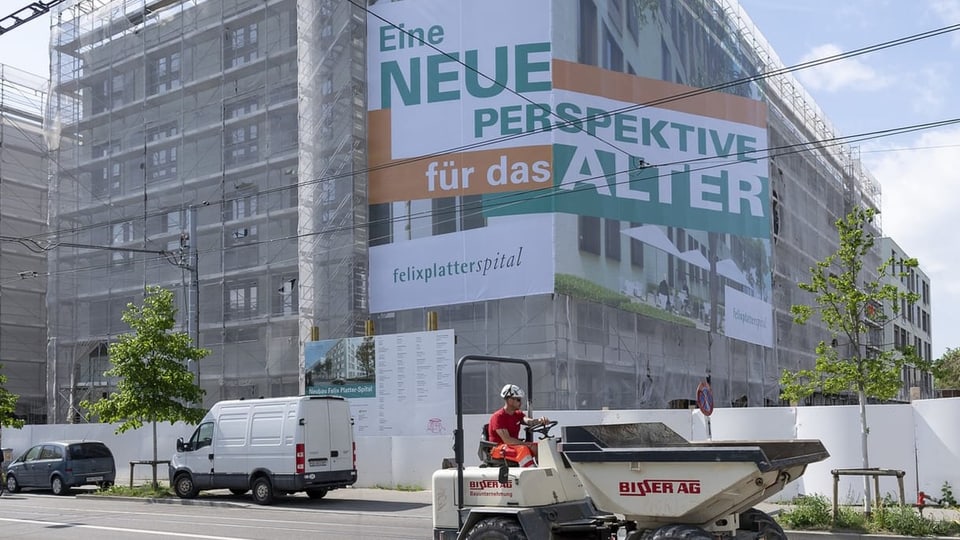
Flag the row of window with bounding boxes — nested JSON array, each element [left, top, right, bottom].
[[88, 13, 296, 113]]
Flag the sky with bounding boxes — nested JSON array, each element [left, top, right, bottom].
[[0, 2, 957, 357]]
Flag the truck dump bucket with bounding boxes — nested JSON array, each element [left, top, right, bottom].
[[559, 423, 828, 528]]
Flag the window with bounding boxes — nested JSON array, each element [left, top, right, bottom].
[[604, 218, 621, 261], [461, 195, 486, 230], [225, 192, 258, 221], [629, 222, 644, 268], [225, 22, 259, 68], [147, 121, 178, 142], [148, 51, 181, 94], [578, 0, 598, 66], [190, 422, 214, 450], [602, 25, 623, 72], [225, 96, 260, 118], [274, 275, 298, 315], [225, 280, 258, 320], [94, 161, 123, 196], [39, 445, 62, 460], [576, 301, 605, 344], [226, 122, 260, 166], [369, 203, 392, 246], [579, 215, 601, 255], [432, 197, 457, 235], [163, 210, 183, 233], [148, 144, 178, 181]]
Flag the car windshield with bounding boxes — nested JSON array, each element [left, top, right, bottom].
[[68, 443, 112, 459]]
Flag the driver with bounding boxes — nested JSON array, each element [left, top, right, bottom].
[[488, 384, 550, 467]]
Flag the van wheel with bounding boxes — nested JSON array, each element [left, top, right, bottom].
[[6, 474, 20, 493], [174, 473, 198, 499], [306, 488, 328, 499], [51, 475, 71, 496], [251, 477, 274, 505], [98, 481, 114, 490]]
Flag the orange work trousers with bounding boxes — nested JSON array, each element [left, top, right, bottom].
[[491, 443, 536, 467]]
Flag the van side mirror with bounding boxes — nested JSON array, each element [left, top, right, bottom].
[[176, 437, 185, 452]]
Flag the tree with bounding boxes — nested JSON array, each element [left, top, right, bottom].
[[933, 348, 960, 391], [0, 364, 24, 429], [355, 337, 376, 380], [82, 286, 208, 488], [780, 207, 927, 515]]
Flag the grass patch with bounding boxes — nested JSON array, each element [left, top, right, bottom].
[[95, 483, 174, 498], [778, 495, 960, 537]]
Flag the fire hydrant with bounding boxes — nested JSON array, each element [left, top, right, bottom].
[[917, 490, 940, 516]]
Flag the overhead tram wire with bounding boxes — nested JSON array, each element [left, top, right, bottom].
[[11, 112, 960, 256], [24, 14, 960, 245]]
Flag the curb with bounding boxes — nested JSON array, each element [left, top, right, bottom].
[[786, 531, 959, 540], [76, 494, 248, 508]]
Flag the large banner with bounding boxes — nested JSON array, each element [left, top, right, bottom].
[[366, 0, 773, 347], [304, 329, 455, 437]]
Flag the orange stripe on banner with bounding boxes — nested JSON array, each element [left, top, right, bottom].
[[552, 59, 767, 127], [368, 143, 552, 204]]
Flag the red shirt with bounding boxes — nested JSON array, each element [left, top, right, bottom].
[[488, 407, 526, 444]]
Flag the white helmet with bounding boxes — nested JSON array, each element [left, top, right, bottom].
[[500, 384, 525, 399]]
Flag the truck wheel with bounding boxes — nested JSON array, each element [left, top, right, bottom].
[[738, 508, 787, 540], [465, 516, 527, 540], [51, 475, 71, 496], [306, 488, 328, 499], [251, 476, 274, 505], [646, 524, 713, 540], [174, 473, 199, 499]]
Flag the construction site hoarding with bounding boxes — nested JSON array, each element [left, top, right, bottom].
[[366, 0, 772, 348]]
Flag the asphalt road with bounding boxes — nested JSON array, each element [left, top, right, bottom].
[[0, 487, 434, 539]]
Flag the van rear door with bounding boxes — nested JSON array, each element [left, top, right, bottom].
[[302, 398, 333, 474], [325, 398, 354, 472]]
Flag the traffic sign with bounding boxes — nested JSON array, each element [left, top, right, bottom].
[[696, 381, 714, 416]]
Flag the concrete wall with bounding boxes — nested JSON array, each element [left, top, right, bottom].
[[4, 398, 959, 502]]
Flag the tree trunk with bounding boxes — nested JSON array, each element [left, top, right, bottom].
[[858, 388, 872, 515], [152, 420, 158, 489]]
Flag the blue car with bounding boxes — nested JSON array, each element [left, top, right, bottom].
[[5, 441, 116, 495]]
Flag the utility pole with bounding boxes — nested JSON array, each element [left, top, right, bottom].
[[178, 204, 201, 384]]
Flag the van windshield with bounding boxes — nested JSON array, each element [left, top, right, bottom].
[[69, 443, 112, 459]]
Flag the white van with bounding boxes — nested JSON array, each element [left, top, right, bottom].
[[168, 395, 357, 504]]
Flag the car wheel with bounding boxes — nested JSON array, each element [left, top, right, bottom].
[[6, 474, 20, 493], [174, 473, 198, 499], [98, 481, 114, 490], [306, 488, 328, 499], [251, 476, 274, 505], [51, 475, 71, 496]]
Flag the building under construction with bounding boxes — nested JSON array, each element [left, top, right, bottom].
[[41, 0, 932, 422], [0, 64, 47, 423]]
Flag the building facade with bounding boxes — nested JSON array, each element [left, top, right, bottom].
[[879, 237, 934, 401], [0, 65, 48, 423], [44, 0, 907, 421]]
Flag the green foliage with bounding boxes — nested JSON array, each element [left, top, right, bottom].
[[97, 483, 173, 498], [779, 495, 960, 536], [355, 337, 376, 379], [0, 364, 24, 429], [941, 481, 958, 507], [554, 273, 695, 326], [82, 286, 208, 432], [781, 207, 930, 403], [779, 495, 832, 529], [934, 349, 960, 390]]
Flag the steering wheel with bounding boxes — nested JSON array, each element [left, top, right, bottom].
[[529, 420, 558, 439]]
